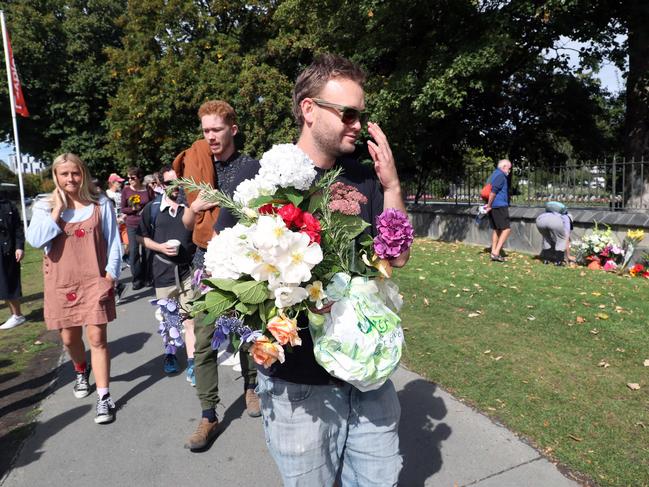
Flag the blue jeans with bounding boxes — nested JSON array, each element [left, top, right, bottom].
[[255, 374, 401, 487]]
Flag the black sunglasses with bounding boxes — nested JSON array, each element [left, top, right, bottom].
[[312, 98, 367, 125], [128, 175, 138, 180]]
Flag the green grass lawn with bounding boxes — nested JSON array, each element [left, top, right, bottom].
[[394, 239, 649, 487], [0, 246, 54, 376]]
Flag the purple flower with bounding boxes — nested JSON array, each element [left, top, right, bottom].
[[211, 315, 246, 350], [373, 209, 414, 259]]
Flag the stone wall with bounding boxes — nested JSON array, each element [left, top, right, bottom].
[[408, 204, 649, 257]]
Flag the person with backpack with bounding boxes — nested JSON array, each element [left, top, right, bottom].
[[136, 165, 214, 380], [535, 201, 574, 265]]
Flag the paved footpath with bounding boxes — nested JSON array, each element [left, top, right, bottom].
[[1, 280, 581, 487]]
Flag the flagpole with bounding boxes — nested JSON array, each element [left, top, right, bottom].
[[0, 10, 28, 235]]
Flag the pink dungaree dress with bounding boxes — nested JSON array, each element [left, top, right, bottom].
[[43, 204, 116, 330]]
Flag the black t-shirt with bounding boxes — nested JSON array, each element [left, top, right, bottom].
[[212, 153, 260, 231], [137, 201, 195, 287], [261, 157, 384, 385]]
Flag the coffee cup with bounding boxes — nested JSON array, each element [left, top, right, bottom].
[[166, 239, 181, 256]]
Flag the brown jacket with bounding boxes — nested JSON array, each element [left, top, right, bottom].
[[172, 138, 220, 249]]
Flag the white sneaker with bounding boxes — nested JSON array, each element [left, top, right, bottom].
[[0, 314, 26, 330]]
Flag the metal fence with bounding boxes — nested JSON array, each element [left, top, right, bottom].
[[403, 157, 649, 212]]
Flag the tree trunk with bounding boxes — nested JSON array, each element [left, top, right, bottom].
[[624, 0, 649, 209]]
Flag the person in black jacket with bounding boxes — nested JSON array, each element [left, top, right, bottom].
[[0, 193, 26, 330]]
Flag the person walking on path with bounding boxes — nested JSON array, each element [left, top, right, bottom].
[[174, 100, 261, 451], [26, 153, 122, 424], [485, 159, 512, 262], [120, 166, 154, 290], [249, 53, 410, 486], [0, 193, 26, 330], [137, 165, 210, 381]]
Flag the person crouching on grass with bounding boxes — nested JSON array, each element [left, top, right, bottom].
[[26, 153, 122, 424]]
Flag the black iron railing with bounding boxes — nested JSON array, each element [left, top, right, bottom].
[[403, 157, 649, 212]]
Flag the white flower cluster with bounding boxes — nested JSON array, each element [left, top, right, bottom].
[[204, 214, 323, 309], [233, 144, 317, 205]]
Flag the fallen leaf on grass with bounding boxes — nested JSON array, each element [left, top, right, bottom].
[[462, 288, 470, 292], [579, 292, 587, 295], [579, 271, 586, 277], [526, 305, 534, 309], [598, 304, 606, 309], [492, 355, 503, 361], [636, 422, 646, 429], [442, 289, 447, 293], [568, 434, 583, 442], [590, 328, 599, 335], [33, 340, 43, 345], [596, 313, 609, 320], [627, 383, 640, 390], [418, 276, 426, 280], [643, 359, 649, 367], [449, 283, 456, 287], [576, 316, 586, 324], [484, 349, 491, 354], [527, 316, 536, 321], [455, 293, 461, 298], [616, 348, 625, 353], [468, 312, 481, 318], [423, 298, 430, 306], [591, 292, 602, 296], [598, 360, 610, 368]]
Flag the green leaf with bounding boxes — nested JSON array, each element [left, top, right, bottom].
[[205, 278, 237, 292], [248, 195, 275, 207], [235, 301, 258, 315], [204, 289, 237, 316], [307, 193, 324, 214], [330, 213, 371, 240], [282, 187, 305, 207], [232, 280, 269, 304]]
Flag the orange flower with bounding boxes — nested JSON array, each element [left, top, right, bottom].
[[249, 336, 285, 368], [267, 313, 302, 347]]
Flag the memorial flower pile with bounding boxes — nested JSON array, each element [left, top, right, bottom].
[[171, 143, 413, 391], [574, 226, 644, 273]]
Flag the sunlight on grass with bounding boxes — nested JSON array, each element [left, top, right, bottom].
[[394, 238, 649, 487]]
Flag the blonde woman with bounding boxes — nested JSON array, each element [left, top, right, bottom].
[[26, 153, 122, 424]]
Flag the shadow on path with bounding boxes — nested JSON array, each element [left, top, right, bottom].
[[1, 405, 92, 475], [398, 379, 451, 487]]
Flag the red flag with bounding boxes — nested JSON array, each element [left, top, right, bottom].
[[6, 32, 28, 117]]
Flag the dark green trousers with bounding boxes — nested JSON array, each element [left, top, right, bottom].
[[194, 315, 258, 411]]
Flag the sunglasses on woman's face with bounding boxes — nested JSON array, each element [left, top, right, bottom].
[[312, 98, 367, 125], [128, 176, 138, 180]]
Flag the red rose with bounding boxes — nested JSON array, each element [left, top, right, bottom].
[[300, 211, 321, 244], [278, 204, 303, 229], [258, 203, 277, 215]]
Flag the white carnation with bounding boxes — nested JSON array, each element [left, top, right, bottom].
[[258, 144, 317, 191]]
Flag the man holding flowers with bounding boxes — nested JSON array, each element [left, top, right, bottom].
[[248, 54, 410, 486]]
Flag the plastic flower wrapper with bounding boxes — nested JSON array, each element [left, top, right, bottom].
[[151, 298, 184, 354], [308, 272, 404, 392], [619, 228, 645, 272]]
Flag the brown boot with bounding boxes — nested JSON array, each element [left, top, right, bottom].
[[184, 418, 220, 450], [245, 389, 261, 418]]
